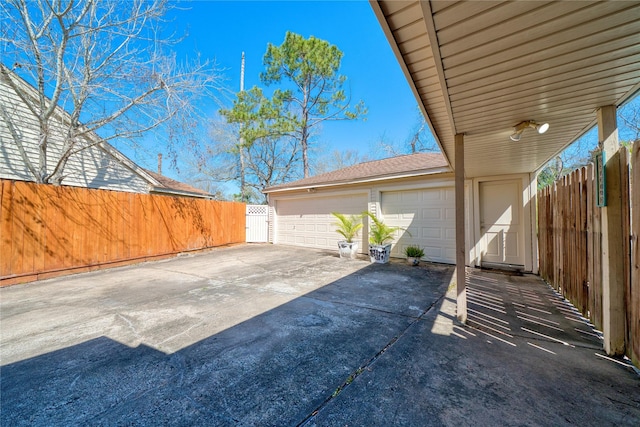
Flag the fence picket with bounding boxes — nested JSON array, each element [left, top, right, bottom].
[[538, 146, 634, 362], [0, 179, 245, 285]]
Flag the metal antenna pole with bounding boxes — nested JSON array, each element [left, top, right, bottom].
[[239, 52, 246, 202], [240, 51, 245, 91]]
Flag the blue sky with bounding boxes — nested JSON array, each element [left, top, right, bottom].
[[122, 0, 638, 185], [123, 0, 421, 180]]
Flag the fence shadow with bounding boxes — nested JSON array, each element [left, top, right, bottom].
[[2, 252, 639, 426]]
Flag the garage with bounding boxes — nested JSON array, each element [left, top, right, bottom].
[[381, 187, 455, 263], [275, 193, 368, 251], [264, 153, 456, 262]]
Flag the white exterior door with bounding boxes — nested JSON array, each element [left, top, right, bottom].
[[381, 187, 456, 263], [479, 180, 524, 266], [246, 205, 269, 243], [274, 194, 367, 251]]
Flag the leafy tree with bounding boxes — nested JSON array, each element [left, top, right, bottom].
[[214, 32, 366, 200], [537, 156, 564, 190], [0, 0, 220, 184], [242, 134, 300, 203], [219, 86, 298, 202], [246, 32, 366, 178]]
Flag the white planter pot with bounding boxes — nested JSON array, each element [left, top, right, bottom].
[[369, 243, 392, 264], [407, 257, 420, 266], [338, 241, 359, 259]]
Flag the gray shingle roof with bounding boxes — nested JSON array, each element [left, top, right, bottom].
[[144, 169, 212, 198], [264, 152, 450, 193]]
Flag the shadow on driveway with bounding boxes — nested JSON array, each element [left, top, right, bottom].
[[1, 245, 639, 426]]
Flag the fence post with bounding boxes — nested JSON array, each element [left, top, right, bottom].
[[455, 133, 467, 323], [598, 105, 625, 356], [631, 140, 640, 366]]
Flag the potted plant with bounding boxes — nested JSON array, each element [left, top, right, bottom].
[[405, 245, 425, 266], [364, 211, 407, 264], [331, 212, 363, 259]]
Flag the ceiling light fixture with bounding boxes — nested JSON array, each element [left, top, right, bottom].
[[509, 120, 549, 141]]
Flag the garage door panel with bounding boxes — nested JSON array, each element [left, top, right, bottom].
[[425, 246, 442, 259], [422, 190, 443, 201], [276, 194, 367, 251], [422, 208, 443, 220], [401, 210, 415, 219], [445, 188, 455, 199], [445, 208, 455, 220], [443, 247, 456, 260], [382, 187, 455, 264], [422, 227, 442, 239], [445, 228, 456, 240], [402, 192, 420, 202]]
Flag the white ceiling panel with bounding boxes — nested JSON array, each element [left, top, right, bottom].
[[371, 0, 640, 177]]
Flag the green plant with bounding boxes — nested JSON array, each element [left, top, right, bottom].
[[364, 211, 408, 245], [331, 212, 363, 243], [405, 245, 425, 258]]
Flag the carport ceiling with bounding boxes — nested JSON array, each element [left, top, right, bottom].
[[371, 1, 640, 178]]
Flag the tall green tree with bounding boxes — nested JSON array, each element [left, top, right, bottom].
[[220, 86, 296, 201], [248, 32, 366, 178]]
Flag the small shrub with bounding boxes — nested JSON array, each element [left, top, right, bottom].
[[405, 245, 425, 258]]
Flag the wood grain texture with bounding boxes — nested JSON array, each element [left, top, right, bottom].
[[0, 180, 245, 285]]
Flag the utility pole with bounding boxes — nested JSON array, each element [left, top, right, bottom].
[[240, 52, 245, 92], [239, 52, 247, 202]]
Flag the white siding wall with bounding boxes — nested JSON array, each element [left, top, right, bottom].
[[267, 176, 463, 263], [0, 74, 150, 193]]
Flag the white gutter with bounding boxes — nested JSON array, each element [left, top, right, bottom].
[[150, 187, 212, 199], [263, 167, 452, 194]]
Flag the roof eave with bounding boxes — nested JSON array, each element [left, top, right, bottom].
[[150, 187, 212, 199], [263, 167, 452, 194], [369, 0, 452, 169]]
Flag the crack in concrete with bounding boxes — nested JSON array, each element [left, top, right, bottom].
[[157, 322, 203, 346], [116, 313, 141, 339], [296, 293, 446, 426]]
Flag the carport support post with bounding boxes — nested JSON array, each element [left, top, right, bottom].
[[455, 133, 467, 322], [598, 105, 625, 356]]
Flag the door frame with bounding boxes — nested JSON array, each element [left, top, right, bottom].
[[471, 173, 538, 273]]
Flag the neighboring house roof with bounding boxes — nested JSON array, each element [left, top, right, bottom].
[[264, 152, 450, 193], [144, 169, 212, 198], [0, 63, 211, 199]]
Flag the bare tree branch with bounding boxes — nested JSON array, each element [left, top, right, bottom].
[[0, 0, 223, 184]]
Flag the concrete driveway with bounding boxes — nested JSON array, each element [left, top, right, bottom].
[[1, 244, 638, 426]]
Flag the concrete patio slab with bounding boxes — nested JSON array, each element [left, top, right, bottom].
[[1, 245, 638, 426], [307, 268, 640, 426]]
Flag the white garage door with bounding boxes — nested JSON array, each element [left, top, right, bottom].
[[381, 187, 455, 263], [275, 194, 368, 251]]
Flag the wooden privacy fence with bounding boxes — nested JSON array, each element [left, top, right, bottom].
[[538, 141, 639, 365], [1, 179, 245, 286]]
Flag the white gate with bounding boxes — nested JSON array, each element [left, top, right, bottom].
[[246, 205, 269, 243]]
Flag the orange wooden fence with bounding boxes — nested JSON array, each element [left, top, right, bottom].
[[538, 142, 638, 365], [1, 179, 245, 285]]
